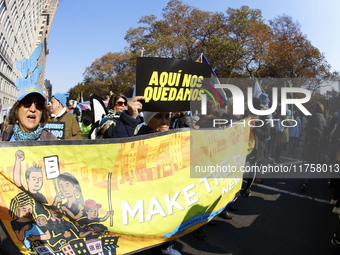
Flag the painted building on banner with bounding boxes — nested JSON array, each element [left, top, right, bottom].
[[0, 0, 59, 116]]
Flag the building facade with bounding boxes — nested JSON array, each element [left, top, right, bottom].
[[0, 0, 59, 116]]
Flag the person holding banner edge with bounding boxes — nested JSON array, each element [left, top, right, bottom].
[[111, 100, 181, 254], [0, 84, 57, 141], [135, 110, 181, 255]]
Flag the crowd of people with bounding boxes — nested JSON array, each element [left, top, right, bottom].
[[1, 83, 340, 254]]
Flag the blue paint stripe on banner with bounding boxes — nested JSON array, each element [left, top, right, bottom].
[[162, 201, 232, 237]]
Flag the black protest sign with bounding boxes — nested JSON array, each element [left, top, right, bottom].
[[136, 57, 211, 112], [45, 122, 65, 139]]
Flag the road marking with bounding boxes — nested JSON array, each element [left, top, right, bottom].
[[266, 160, 303, 166], [280, 156, 303, 165], [255, 183, 330, 204], [280, 160, 303, 165], [265, 156, 303, 166]]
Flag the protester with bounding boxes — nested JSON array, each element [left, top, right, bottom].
[[170, 111, 199, 129], [0, 84, 57, 253], [194, 97, 221, 129], [49, 93, 83, 140], [268, 104, 279, 159], [81, 109, 92, 139], [95, 97, 182, 253], [192, 97, 234, 237], [136, 112, 171, 135], [0, 116, 4, 134], [330, 112, 340, 253], [329, 110, 340, 214], [329, 111, 340, 163], [96, 93, 128, 138], [331, 175, 340, 215], [114, 109, 179, 254], [0, 84, 57, 141], [301, 102, 326, 191], [109, 98, 180, 254], [273, 109, 292, 165], [67, 99, 81, 122], [220, 97, 242, 124], [300, 111, 308, 146], [259, 93, 273, 162], [243, 97, 271, 197], [103, 93, 110, 106], [0, 106, 12, 134], [102, 95, 144, 138], [330, 112, 339, 135], [288, 111, 301, 154], [214, 98, 242, 219], [135, 111, 181, 254]]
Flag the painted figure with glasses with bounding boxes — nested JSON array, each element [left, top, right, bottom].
[[0, 84, 57, 141]]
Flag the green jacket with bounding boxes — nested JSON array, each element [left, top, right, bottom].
[[49, 112, 83, 140]]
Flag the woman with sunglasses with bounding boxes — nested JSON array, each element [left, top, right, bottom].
[[109, 93, 128, 113], [96, 93, 127, 138], [97, 93, 145, 138], [0, 84, 57, 141]]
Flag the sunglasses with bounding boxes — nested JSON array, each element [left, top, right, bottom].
[[116, 101, 126, 106], [21, 100, 44, 111]]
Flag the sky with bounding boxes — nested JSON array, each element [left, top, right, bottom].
[[45, 0, 340, 94]]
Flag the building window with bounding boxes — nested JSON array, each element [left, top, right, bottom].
[[0, 1, 6, 23]]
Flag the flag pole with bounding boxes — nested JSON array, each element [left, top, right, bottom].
[[288, 81, 294, 114]]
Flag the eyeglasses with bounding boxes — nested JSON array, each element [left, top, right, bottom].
[[116, 101, 126, 106], [20, 100, 44, 111]]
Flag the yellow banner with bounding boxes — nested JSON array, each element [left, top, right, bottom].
[[0, 125, 250, 255]]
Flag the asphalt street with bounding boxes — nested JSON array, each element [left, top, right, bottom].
[[135, 146, 339, 255]]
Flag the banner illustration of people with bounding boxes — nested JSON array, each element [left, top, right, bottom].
[[0, 125, 250, 254]]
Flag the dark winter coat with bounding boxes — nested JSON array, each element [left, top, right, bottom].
[[136, 125, 159, 136], [248, 114, 271, 164], [303, 112, 326, 163], [105, 111, 142, 138]]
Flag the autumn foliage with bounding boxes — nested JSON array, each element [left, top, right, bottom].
[[70, 0, 337, 101]]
